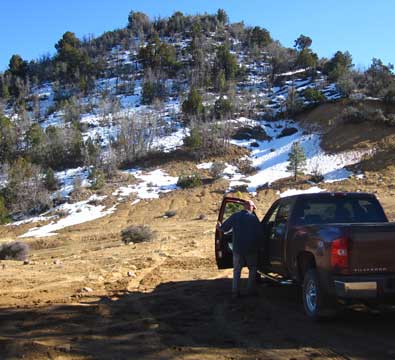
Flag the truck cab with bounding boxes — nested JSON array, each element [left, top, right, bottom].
[[216, 192, 395, 319]]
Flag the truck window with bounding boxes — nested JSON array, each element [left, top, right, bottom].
[[223, 202, 244, 222], [276, 201, 292, 225], [295, 197, 387, 225], [270, 200, 293, 238], [267, 205, 279, 224]]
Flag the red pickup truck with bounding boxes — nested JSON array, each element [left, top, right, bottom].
[[215, 192, 395, 319]]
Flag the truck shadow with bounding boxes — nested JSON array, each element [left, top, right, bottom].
[[1, 278, 395, 359]]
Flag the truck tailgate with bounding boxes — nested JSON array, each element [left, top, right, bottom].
[[349, 223, 395, 274]]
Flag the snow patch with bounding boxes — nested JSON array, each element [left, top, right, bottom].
[[19, 195, 114, 238], [55, 167, 90, 198], [114, 169, 178, 201], [226, 118, 372, 193]]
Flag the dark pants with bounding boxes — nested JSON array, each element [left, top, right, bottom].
[[232, 252, 257, 294]]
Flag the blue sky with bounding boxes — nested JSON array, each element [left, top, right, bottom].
[[0, 0, 394, 71]]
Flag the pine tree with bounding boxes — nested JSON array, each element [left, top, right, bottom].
[[0, 115, 17, 163], [182, 88, 204, 117], [0, 196, 10, 224], [287, 142, 307, 181], [216, 9, 229, 24], [44, 167, 59, 191], [294, 35, 312, 51]]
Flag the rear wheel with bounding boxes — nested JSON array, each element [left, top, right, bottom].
[[302, 269, 337, 320]]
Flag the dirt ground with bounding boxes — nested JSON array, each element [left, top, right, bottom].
[[1, 177, 395, 360]]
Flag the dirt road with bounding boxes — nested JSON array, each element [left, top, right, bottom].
[[1, 183, 395, 360]]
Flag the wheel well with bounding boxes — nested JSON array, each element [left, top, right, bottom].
[[297, 252, 316, 281]]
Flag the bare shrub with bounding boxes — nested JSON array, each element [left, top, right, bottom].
[[0, 241, 29, 261], [184, 121, 233, 160], [210, 161, 226, 180], [115, 111, 158, 167], [342, 106, 395, 127], [309, 172, 324, 183], [121, 225, 154, 244], [236, 158, 257, 175], [4, 158, 51, 216], [309, 164, 324, 183]]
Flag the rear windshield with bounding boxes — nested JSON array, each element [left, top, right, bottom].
[[294, 197, 387, 225]]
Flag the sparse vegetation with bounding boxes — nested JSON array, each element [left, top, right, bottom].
[[2, 158, 52, 217], [177, 173, 202, 188], [89, 167, 106, 190], [303, 88, 326, 103], [0, 7, 394, 223], [213, 96, 233, 119], [236, 158, 257, 175], [121, 225, 155, 244], [210, 161, 227, 180], [342, 105, 395, 126], [183, 122, 232, 160], [309, 166, 324, 183], [0, 241, 29, 261]]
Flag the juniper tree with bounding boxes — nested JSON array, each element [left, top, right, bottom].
[[294, 35, 312, 51], [182, 88, 204, 118], [44, 167, 59, 191], [0, 196, 9, 224], [324, 51, 353, 82], [287, 141, 307, 181], [0, 115, 17, 163]]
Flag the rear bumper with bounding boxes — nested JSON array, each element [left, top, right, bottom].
[[333, 274, 395, 299]]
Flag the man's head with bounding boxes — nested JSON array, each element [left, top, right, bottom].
[[244, 200, 256, 212]]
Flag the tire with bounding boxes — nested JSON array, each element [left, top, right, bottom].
[[302, 269, 337, 320]]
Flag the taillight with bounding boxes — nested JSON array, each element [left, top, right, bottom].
[[331, 237, 349, 273]]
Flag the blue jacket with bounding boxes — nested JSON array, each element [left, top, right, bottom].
[[220, 210, 262, 255]]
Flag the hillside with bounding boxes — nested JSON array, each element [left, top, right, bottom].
[[1, 10, 394, 232], [1, 10, 395, 359]]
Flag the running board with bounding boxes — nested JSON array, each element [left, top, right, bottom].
[[259, 271, 295, 285]]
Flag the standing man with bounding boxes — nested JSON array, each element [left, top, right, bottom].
[[217, 200, 262, 298]]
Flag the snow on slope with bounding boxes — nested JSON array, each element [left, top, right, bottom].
[[199, 118, 371, 194], [113, 169, 178, 202], [20, 195, 115, 238], [6, 37, 353, 235], [17, 168, 178, 237], [55, 167, 90, 198]]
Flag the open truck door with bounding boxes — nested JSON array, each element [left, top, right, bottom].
[[215, 197, 247, 269]]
